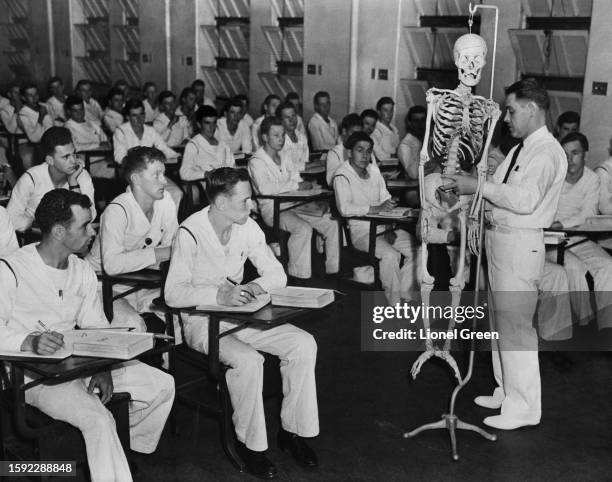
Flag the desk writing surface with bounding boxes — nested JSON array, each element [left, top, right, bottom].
[[194, 303, 310, 326], [0, 194, 8, 207]]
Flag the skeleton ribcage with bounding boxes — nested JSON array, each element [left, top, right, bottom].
[[431, 92, 486, 171]]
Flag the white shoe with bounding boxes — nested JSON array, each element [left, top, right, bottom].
[[474, 395, 502, 410], [483, 414, 540, 430]]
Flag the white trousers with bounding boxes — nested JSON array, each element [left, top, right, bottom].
[[184, 317, 319, 451], [564, 239, 612, 329], [272, 210, 339, 279], [538, 261, 573, 341], [96, 285, 148, 332], [485, 228, 542, 420], [352, 227, 419, 305], [25, 361, 175, 482]]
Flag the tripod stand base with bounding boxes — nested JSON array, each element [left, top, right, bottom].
[[403, 414, 496, 460]]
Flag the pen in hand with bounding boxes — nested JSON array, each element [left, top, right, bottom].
[[226, 277, 256, 301], [37, 320, 65, 349]]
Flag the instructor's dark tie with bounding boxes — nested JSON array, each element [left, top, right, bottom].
[[502, 141, 523, 184]]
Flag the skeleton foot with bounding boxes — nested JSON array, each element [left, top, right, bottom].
[[411, 350, 434, 379], [434, 350, 462, 383], [411, 348, 462, 382]]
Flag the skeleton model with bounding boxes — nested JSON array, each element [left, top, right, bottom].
[[411, 33, 501, 381]]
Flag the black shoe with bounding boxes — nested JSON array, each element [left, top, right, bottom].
[[235, 441, 277, 479], [277, 428, 318, 468]]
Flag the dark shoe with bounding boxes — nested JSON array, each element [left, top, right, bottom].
[[277, 428, 318, 468], [235, 441, 277, 479]]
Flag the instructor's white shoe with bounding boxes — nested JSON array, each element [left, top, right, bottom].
[[474, 395, 503, 409], [483, 414, 540, 430]]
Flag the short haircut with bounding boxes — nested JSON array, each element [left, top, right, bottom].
[[314, 91, 330, 104], [225, 97, 244, 113], [157, 90, 175, 104], [557, 110, 580, 127], [260, 116, 283, 136], [123, 98, 144, 116], [360, 109, 378, 121], [345, 131, 374, 150], [179, 87, 195, 103], [106, 87, 124, 102], [35, 188, 91, 236], [191, 79, 205, 89], [504, 77, 550, 111], [40, 127, 73, 157], [123, 146, 166, 185], [114, 79, 128, 88], [64, 95, 84, 112], [263, 94, 281, 107], [20, 83, 37, 96], [234, 94, 248, 104], [47, 76, 63, 89], [285, 92, 300, 102], [560, 131, 589, 151], [205, 167, 250, 202], [376, 96, 394, 111], [341, 113, 363, 132], [194, 105, 218, 124], [276, 101, 296, 116], [142, 81, 156, 92], [75, 79, 91, 90], [407, 105, 426, 120]]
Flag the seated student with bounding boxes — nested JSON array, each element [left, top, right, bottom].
[[554, 110, 580, 142], [103, 87, 126, 134], [179, 106, 234, 181], [18, 83, 53, 145], [278, 101, 309, 172], [371, 97, 400, 160], [596, 134, 612, 249], [307, 91, 338, 151], [235, 93, 254, 127], [87, 147, 178, 325], [45, 76, 67, 126], [191, 78, 215, 109], [113, 99, 182, 209], [252, 94, 281, 150], [0, 205, 18, 256], [249, 117, 339, 280], [154, 90, 191, 147], [326, 113, 364, 185], [174, 87, 197, 139], [0, 84, 23, 135], [8, 127, 95, 232], [113, 79, 129, 99], [165, 167, 319, 478], [285, 92, 306, 135], [215, 97, 252, 154], [75, 79, 103, 126], [398, 105, 426, 180], [142, 81, 159, 123], [64, 95, 114, 180], [360, 108, 378, 136], [333, 132, 418, 305], [0, 188, 175, 482], [549, 132, 612, 327]]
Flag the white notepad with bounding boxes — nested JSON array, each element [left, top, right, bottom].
[[196, 294, 271, 313]]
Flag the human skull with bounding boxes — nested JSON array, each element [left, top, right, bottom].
[[453, 34, 487, 88]]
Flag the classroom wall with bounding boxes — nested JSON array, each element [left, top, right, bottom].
[[249, 0, 273, 120], [580, 0, 612, 167]]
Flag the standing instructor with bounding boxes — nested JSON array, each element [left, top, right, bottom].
[[443, 78, 566, 430]]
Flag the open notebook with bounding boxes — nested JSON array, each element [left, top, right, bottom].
[[0, 330, 154, 360]]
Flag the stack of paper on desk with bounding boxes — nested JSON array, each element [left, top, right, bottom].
[[64, 330, 154, 359], [586, 215, 612, 227], [369, 207, 415, 218], [544, 231, 567, 245], [269, 287, 334, 308], [196, 294, 271, 313]]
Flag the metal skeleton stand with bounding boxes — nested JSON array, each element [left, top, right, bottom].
[[403, 203, 495, 459], [403, 2, 499, 461]]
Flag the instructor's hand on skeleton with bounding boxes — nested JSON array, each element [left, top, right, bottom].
[[217, 283, 256, 306], [441, 172, 478, 195]]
